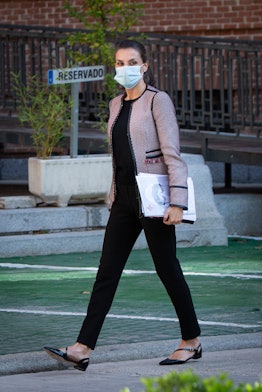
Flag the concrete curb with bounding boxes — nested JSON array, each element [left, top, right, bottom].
[[1, 332, 261, 376]]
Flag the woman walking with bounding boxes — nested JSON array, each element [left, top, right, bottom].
[[44, 39, 201, 371]]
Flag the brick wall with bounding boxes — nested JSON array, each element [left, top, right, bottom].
[[1, 0, 262, 40]]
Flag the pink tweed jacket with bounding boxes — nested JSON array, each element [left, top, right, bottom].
[[107, 85, 188, 210]]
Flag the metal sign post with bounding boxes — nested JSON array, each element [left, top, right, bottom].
[[48, 65, 104, 158], [70, 82, 80, 157]]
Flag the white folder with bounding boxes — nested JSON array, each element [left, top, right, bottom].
[[135, 173, 196, 223]]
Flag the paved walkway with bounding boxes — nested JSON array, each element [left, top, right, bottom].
[[0, 334, 262, 391]]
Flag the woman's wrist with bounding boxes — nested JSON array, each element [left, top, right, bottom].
[[169, 204, 184, 210]]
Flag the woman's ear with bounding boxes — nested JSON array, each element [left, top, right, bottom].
[[143, 63, 149, 73]]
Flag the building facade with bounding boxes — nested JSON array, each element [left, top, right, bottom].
[[0, 0, 262, 40]]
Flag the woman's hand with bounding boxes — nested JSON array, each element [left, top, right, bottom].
[[163, 206, 183, 225]]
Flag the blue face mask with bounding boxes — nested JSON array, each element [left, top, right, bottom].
[[114, 65, 143, 89]]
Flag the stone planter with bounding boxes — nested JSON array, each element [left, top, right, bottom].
[[28, 155, 112, 207]]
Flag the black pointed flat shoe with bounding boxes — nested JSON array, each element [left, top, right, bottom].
[[159, 343, 202, 365], [44, 346, 89, 371]]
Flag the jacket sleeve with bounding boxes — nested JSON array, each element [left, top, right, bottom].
[[152, 91, 188, 209], [107, 95, 123, 208]]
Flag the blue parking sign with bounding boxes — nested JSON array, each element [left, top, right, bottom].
[[48, 70, 54, 85]]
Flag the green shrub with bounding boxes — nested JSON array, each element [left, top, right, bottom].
[[120, 370, 262, 392], [13, 73, 71, 158]]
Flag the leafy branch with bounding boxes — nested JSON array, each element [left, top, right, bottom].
[[64, 0, 145, 143], [65, 0, 144, 66]]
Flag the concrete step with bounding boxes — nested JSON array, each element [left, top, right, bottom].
[[0, 209, 229, 258], [0, 154, 231, 257], [0, 204, 109, 234]]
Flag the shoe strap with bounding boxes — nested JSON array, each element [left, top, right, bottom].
[[175, 344, 201, 353], [78, 357, 89, 365], [64, 347, 89, 365]]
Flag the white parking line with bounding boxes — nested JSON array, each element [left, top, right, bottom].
[[0, 308, 259, 329], [0, 263, 261, 279], [185, 272, 262, 279], [0, 263, 99, 272]]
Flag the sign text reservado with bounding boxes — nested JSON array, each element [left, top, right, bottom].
[[48, 66, 104, 85]]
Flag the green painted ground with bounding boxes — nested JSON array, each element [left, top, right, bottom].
[[0, 238, 261, 355]]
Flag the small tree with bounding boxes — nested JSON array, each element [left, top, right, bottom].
[[65, 0, 144, 131], [13, 73, 72, 158]]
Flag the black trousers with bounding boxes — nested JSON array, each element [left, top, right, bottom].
[[77, 184, 200, 349]]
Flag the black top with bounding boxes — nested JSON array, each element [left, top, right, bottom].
[[112, 99, 136, 185]]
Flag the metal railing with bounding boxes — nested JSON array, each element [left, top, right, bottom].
[[0, 24, 262, 139], [145, 34, 262, 138]]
